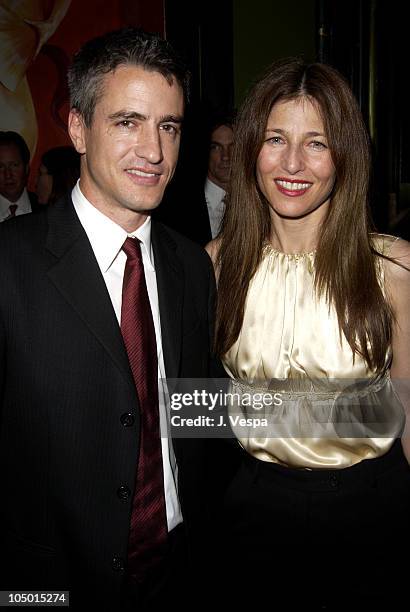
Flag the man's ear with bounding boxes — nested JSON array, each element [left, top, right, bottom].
[[68, 109, 87, 154]]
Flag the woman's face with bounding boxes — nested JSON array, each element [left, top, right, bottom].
[[256, 97, 336, 221], [36, 164, 53, 204]]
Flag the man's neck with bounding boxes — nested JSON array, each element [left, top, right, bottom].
[[207, 175, 227, 191], [0, 189, 25, 204], [205, 177, 226, 195]]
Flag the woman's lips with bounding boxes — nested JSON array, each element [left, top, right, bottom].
[[274, 178, 312, 197]]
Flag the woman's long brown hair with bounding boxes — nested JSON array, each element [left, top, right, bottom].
[[215, 58, 392, 371]]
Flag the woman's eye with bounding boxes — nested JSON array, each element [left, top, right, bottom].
[[310, 141, 327, 150], [267, 136, 283, 145]]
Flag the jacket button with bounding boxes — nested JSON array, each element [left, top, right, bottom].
[[112, 556, 124, 571], [117, 485, 131, 501], [120, 413, 135, 427]]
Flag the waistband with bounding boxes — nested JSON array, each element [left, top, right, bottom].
[[230, 370, 390, 401], [239, 439, 409, 492]]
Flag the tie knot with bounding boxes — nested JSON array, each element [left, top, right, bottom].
[[122, 237, 142, 262], [9, 204, 17, 216]]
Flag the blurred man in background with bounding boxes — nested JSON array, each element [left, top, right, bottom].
[[0, 130, 39, 221]]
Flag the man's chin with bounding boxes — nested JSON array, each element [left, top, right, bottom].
[[216, 173, 230, 184], [129, 197, 163, 212], [1, 192, 20, 202], [122, 200, 163, 219]]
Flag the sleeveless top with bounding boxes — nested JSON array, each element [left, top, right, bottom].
[[222, 234, 405, 469]]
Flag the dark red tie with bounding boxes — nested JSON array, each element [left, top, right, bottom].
[[8, 204, 17, 217], [121, 237, 167, 582]]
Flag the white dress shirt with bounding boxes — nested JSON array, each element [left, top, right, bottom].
[[72, 180, 182, 531], [0, 189, 32, 222], [204, 177, 226, 238]]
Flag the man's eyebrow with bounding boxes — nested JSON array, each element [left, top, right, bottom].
[[108, 110, 146, 121], [107, 111, 183, 124], [265, 128, 324, 137], [160, 114, 183, 124]]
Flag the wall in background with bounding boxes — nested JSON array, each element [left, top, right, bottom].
[[0, 0, 165, 190], [233, 0, 316, 105]]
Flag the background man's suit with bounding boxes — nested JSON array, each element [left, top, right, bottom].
[[0, 195, 216, 606]]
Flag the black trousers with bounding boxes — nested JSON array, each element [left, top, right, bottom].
[[215, 440, 410, 611]]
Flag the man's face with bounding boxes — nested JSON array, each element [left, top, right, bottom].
[[207, 124, 234, 189], [0, 144, 28, 202], [68, 64, 184, 231]]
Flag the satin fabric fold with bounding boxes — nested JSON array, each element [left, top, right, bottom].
[[223, 234, 404, 468]]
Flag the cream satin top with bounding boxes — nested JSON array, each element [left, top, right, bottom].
[[222, 234, 405, 469]]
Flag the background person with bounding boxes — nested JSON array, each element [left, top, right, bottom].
[[36, 145, 80, 205], [153, 109, 235, 245], [204, 112, 235, 239], [0, 130, 39, 221], [207, 58, 410, 609]]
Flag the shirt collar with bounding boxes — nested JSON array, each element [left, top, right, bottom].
[[0, 188, 31, 218], [205, 177, 226, 202], [71, 180, 153, 273]]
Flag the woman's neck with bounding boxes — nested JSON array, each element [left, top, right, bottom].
[[269, 207, 326, 254]]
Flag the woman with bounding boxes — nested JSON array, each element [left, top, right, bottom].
[[36, 145, 80, 205], [207, 59, 410, 609]]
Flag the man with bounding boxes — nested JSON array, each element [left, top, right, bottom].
[[153, 112, 234, 245], [0, 130, 39, 221], [0, 28, 215, 609], [204, 116, 234, 239]]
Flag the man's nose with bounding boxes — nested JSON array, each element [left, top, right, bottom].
[[134, 127, 163, 164], [221, 145, 232, 161], [5, 165, 14, 179]]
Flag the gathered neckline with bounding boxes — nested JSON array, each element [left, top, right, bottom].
[[263, 242, 316, 259]]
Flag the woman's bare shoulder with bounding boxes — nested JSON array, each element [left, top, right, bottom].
[[385, 237, 410, 282]]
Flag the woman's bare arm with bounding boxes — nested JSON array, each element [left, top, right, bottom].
[[386, 238, 410, 461]]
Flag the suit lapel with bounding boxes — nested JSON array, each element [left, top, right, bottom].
[[45, 195, 134, 390], [152, 221, 183, 379]]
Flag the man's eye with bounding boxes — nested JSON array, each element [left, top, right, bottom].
[[117, 120, 133, 128], [161, 124, 177, 134]]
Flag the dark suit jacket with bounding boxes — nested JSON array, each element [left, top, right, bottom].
[[0, 195, 216, 606], [153, 179, 212, 247], [27, 191, 43, 212]]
